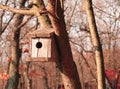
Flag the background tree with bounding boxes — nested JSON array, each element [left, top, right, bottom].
[[84, 0, 106, 89], [5, 0, 26, 89]]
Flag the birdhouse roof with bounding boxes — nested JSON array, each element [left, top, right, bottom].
[[27, 28, 55, 38]]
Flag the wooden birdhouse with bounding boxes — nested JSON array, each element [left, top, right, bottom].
[[27, 28, 58, 62]]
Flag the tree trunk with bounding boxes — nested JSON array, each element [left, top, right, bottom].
[[84, 0, 106, 89], [23, 62, 32, 89], [32, 0, 51, 28], [5, 0, 26, 89], [33, 0, 81, 89], [47, 0, 81, 89]]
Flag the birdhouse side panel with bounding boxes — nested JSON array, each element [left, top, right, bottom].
[[51, 38, 59, 61]]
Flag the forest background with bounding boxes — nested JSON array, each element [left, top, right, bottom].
[[0, 0, 119, 89]]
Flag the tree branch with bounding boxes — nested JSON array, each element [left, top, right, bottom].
[[70, 39, 93, 53], [93, 4, 120, 20], [0, 3, 34, 15], [17, 16, 33, 29], [1, 14, 15, 35]]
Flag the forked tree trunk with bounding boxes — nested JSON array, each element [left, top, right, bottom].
[[84, 0, 106, 89], [5, 0, 25, 89], [33, 0, 81, 89], [32, 0, 51, 28]]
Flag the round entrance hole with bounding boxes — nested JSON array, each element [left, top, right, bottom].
[[36, 42, 42, 48]]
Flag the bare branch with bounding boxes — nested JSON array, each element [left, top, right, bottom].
[[0, 0, 9, 35], [93, 4, 120, 20], [17, 16, 33, 29], [66, 0, 78, 31], [1, 14, 15, 35], [0, 3, 34, 15], [78, 50, 97, 81], [70, 39, 93, 53]]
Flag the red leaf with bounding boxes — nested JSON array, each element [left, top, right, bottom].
[[23, 48, 29, 53]]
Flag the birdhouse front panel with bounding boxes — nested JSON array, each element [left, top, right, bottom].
[[27, 29, 58, 62], [31, 37, 51, 58]]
